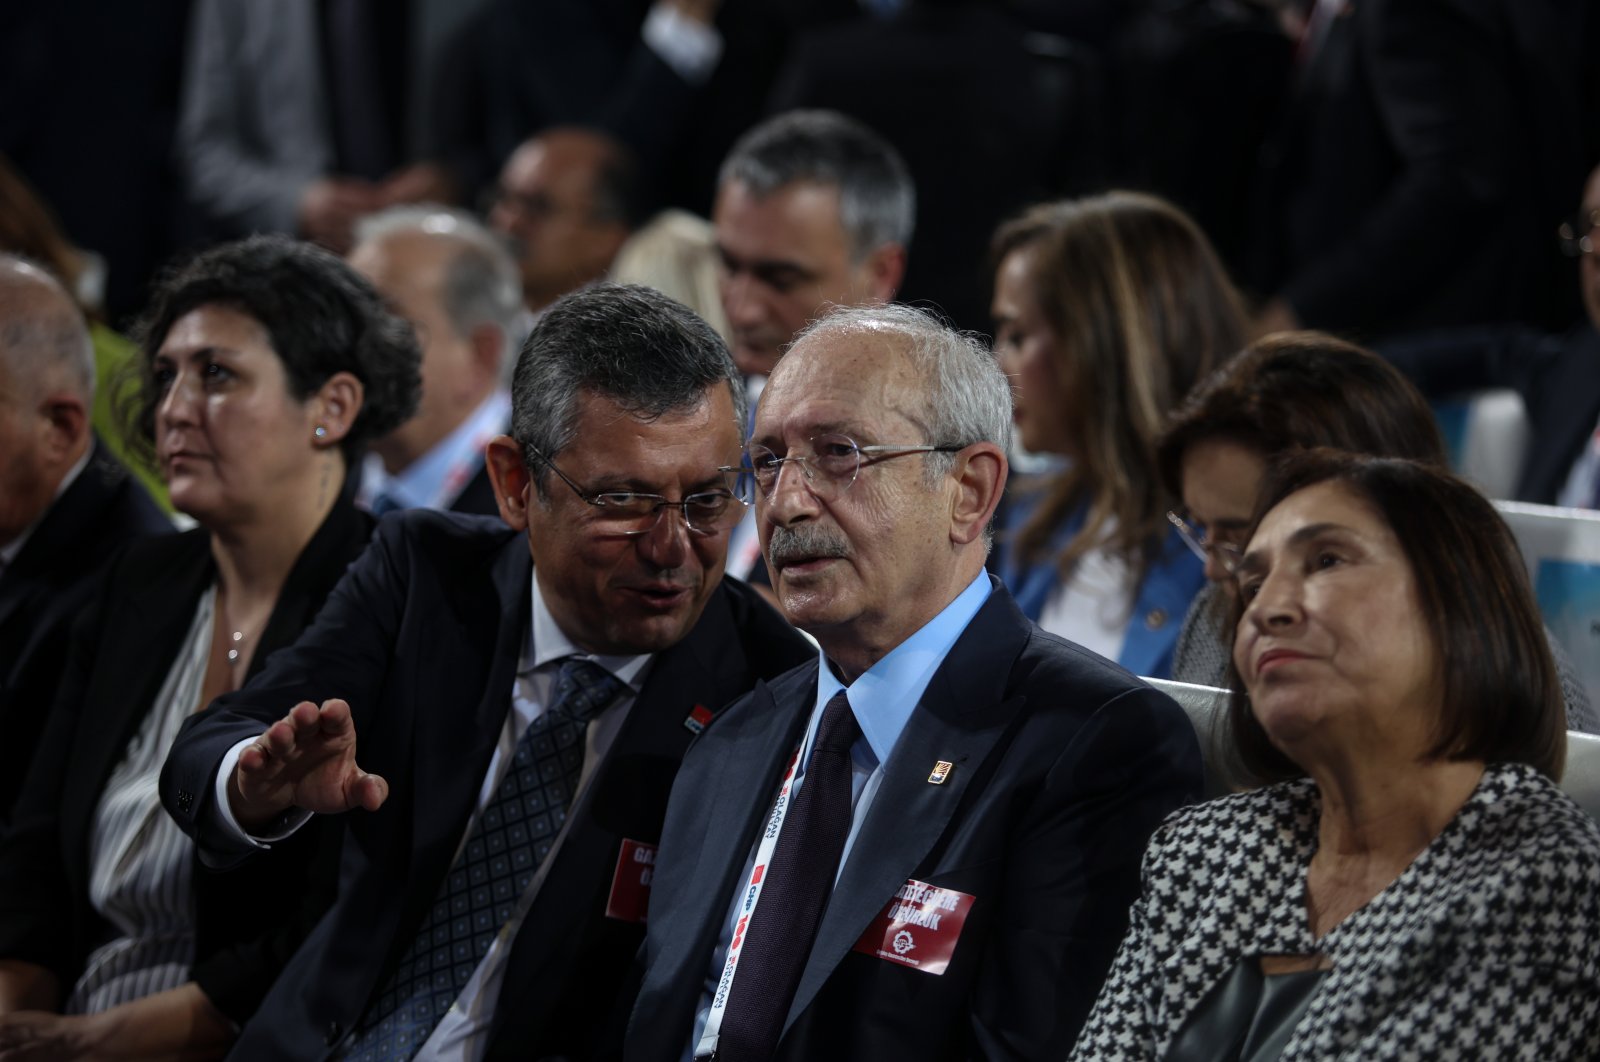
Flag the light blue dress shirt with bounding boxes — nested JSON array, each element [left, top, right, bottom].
[[358, 390, 510, 512], [686, 569, 993, 1057]]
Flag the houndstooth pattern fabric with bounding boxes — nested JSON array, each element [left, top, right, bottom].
[[1071, 763, 1600, 1061], [342, 658, 623, 1062]]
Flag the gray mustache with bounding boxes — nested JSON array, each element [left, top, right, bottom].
[[767, 525, 851, 568]]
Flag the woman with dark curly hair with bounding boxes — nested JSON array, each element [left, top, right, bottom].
[[0, 235, 420, 1058]]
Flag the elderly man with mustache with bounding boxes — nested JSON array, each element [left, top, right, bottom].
[[620, 304, 1203, 1062]]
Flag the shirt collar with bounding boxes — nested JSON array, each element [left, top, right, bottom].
[[1, 444, 93, 567], [525, 569, 652, 690], [362, 390, 511, 510], [814, 569, 993, 765]]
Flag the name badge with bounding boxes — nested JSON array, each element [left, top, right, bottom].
[[850, 878, 976, 975], [604, 838, 657, 924]]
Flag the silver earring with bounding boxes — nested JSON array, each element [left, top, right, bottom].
[[314, 425, 328, 440]]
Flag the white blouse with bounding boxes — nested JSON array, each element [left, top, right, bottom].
[[65, 587, 215, 1014]]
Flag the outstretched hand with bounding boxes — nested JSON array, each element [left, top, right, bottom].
[[231, 699, 388, 831]]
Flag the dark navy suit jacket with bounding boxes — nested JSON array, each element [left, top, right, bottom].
[[0, 438, 170, 823], [623, 580, 1203, 1062], [160, 510, 811, 1060]]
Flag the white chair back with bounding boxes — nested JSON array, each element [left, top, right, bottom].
[[1433, 390, 1529, 500], [1495, 500, 1600, 711], [1146, 676, 1600, 819]]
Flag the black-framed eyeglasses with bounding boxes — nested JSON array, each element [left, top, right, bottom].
[[1558, 208, 1600, 258], [1166, 510, 1243, 573], [528, 444, 751, 536], [745, 433, 966, 499]]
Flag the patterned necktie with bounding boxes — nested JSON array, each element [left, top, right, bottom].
[[342, 658, 624, 1061], [717, 690, 861, 1062]]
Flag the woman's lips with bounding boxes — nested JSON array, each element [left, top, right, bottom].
[[1254, 647, 1310, 678]]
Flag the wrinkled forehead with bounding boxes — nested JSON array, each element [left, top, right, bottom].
[[755, 325, 928, 442]]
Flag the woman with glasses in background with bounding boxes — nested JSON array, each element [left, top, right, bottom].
[[1157, 330, 1596, 732], [990, 192, 1246, 678]]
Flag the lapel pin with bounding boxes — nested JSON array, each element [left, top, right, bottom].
[[928, 761, 954, 785], [683, 704, 714, 735]]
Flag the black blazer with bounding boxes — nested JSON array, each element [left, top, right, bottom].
[[1246, 0, 1591, 337], [623, 580, 1203, 1062], [1381, 321, 1600, 504], [0, 495, 372, 1022], [0, 438, 171, 824], [160, 510, 813, 1060]]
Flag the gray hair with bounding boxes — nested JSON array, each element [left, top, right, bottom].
[[354, 206, 529, 367], [511, 283, 745, 496], [718, 110, 915, 261], [0, 254, 94, 404], [793, 303, 1013, 485]]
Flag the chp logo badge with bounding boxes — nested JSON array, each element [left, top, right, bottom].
[[891, 929, 916, 956]]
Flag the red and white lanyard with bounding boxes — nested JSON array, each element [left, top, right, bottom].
[[694, 743, 803, 1058]]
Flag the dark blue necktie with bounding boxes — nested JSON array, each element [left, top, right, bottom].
[[717, 690, 861, 1062], [342, 658, 624, 1061]]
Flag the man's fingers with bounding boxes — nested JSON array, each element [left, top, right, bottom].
[[316, 698, 354, 735], [350, 771, 389, 813]]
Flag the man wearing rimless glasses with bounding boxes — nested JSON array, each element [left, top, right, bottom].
[[160, 284, 811, 1060], [623, 304, 1200, 1062]]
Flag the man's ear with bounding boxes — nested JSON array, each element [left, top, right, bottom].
[[310, 371, 365, 446], [485, 434, 532, 531], [948, 442, 1007, 547], [858, 242, 907, 304], [38, 390, 90, 463]]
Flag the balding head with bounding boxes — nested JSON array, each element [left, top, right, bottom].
[[0, 255, 95, 547], [350, 208, 524, 470], [0, 256, 94, 405]]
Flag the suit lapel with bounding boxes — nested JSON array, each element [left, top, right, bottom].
[[60, 536, 213, 880], [784, 588, 1033, 1031], [401, 533, 530, 910], [0, 443, 123, 632], [653, 670, 816, 1015]]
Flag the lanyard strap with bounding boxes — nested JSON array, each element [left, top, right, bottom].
[[694, 744, 803, 1058]]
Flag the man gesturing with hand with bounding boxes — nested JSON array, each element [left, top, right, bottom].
[[160, 284, 810, 1062], [227, 698, 389, 834]]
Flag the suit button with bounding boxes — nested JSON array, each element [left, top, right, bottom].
[[177, 790, 194, 813], [324, 1021, 341, 1046], [1145, 607, 1168, 630]]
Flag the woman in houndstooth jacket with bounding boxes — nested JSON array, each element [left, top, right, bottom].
[[1072, 451, 1600, 1061]]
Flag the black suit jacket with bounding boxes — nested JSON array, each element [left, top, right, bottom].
[[160, 510, 812, 1060], [0, 439, 170, 823], [624, 580, 1203, 1062], [1247, 0, 1591, 337], [0, 496, 370, 1022], [1381, 321, 1600, 504]]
